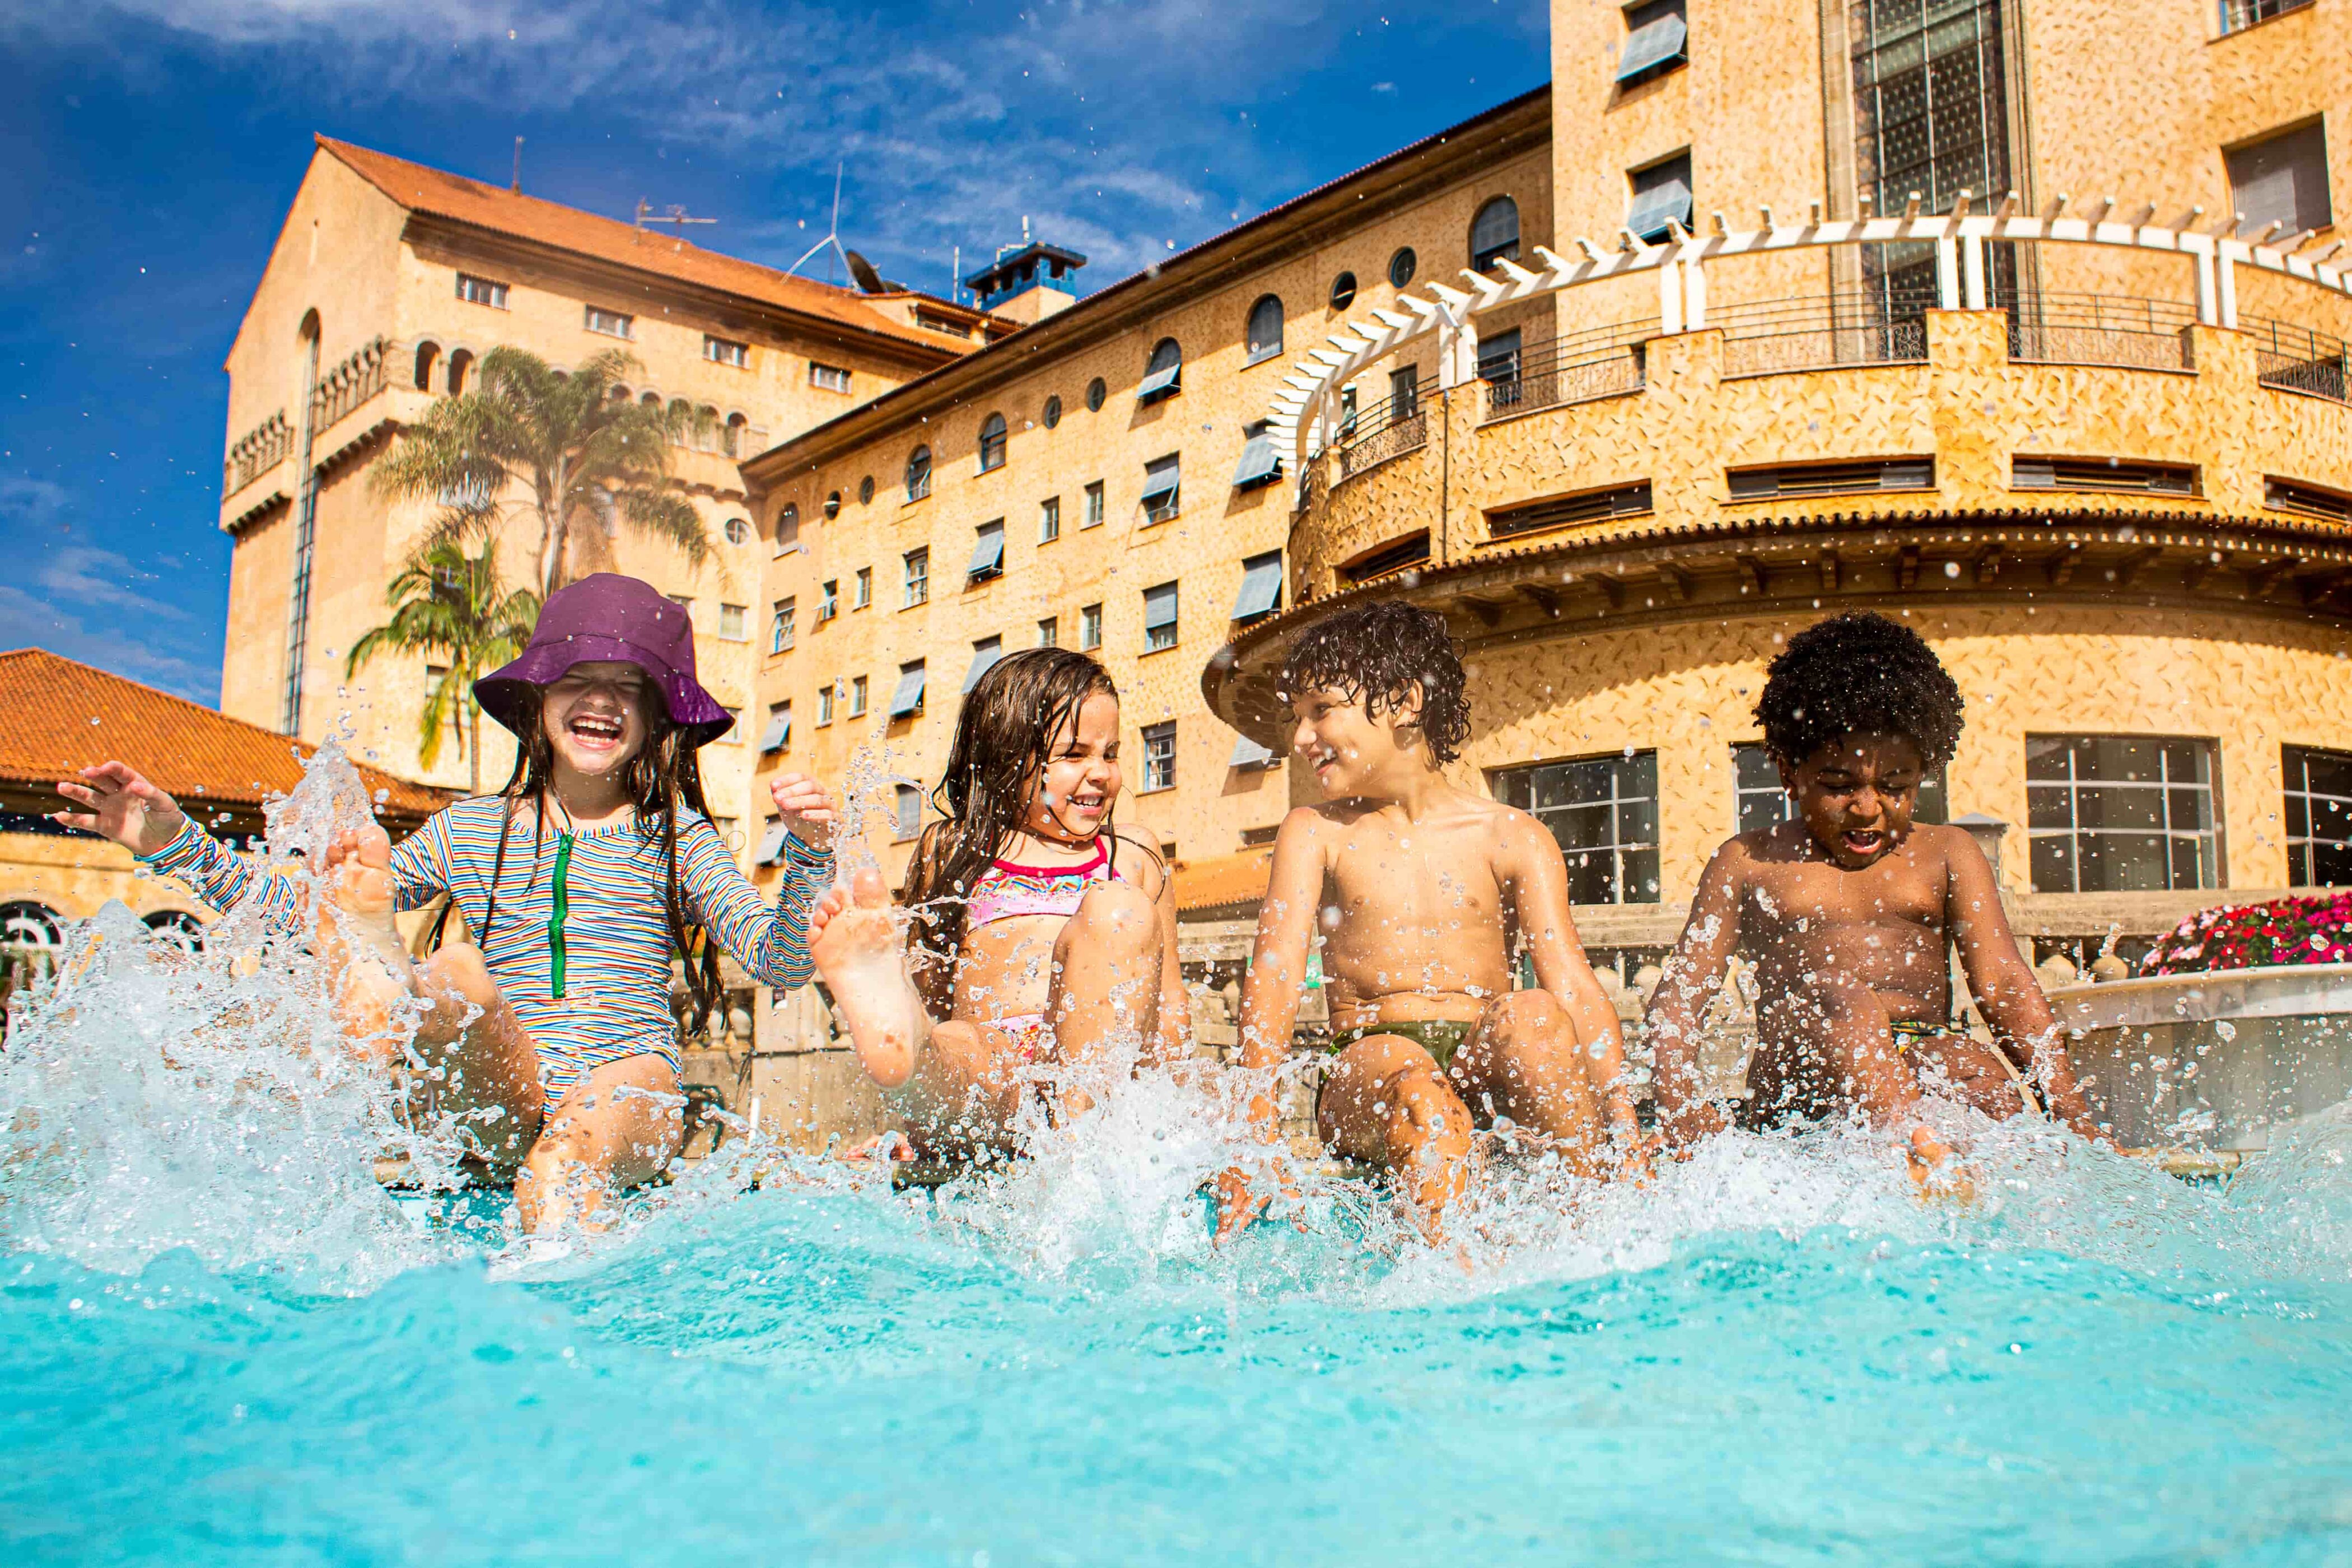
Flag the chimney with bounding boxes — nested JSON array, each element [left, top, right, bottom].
[[962, 235, 1088, 326]]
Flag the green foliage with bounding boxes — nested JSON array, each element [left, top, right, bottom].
[[346, 537, 540, 794]]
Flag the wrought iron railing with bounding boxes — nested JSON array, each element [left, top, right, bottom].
[[1482, 324, 1648, 421], [223, 410, 291, 495], [2223, 0, 2312, 33], [1717, 292, 1928, 377], [309, 337, 390, 432], [1333, 375, 1436, 482], [2005, 293, 2196, 371], [2242, 314, 2351, 404]]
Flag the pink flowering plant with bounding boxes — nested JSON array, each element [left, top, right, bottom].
[[2141, 891, 2352, 976]]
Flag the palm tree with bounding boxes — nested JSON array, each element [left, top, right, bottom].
[[372, 346, 715, 596], [346, 538, 541, 795]]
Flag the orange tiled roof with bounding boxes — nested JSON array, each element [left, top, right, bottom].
[[0, 649, 453, 825], [1173, 848, 1273, 915], [317, 137, 993, 357]]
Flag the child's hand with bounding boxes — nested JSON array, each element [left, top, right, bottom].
[[53, 762, 188, 857], [770, 772, 837, 852]]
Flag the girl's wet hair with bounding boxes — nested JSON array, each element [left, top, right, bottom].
[[1278, 598, 1471, 764], [903, 648, 1121, 1009], [430, 679, 726, 1032], [1756, 612, 1964, 769]]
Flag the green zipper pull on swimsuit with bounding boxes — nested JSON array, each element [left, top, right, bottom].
[[548, 831, 575, 998]]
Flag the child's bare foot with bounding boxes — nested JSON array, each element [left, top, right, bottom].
[[316, 825, 414, 1048], [809, 869, 931, 1090], [1905, 1126, 1975, 1204], [1385, 1068, 1473, 1241]]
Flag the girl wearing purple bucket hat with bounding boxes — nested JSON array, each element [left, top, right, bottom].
[[59, 573, 838, 1235]]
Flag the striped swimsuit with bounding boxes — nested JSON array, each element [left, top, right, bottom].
[[142, 800, 834, 1097]]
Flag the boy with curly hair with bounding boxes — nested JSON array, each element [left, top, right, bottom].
[[1646, 612, 2100, 1180], [1215, 599, 1640, 1239]]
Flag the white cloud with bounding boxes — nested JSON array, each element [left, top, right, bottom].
[[0, 478, 214, 701]]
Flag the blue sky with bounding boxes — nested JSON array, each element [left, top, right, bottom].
[[0, 0, 1547, 705]]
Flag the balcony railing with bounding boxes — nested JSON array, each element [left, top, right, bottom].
[[1333, 376, 1435, 482], [2243, 315, 2350, 405], [222, 409, 291, 495], [1482, 324, 1649, 422], [309, 337, 390, 433], [1718, 292, 1928, 377], [2006, 293, 2195, 371]]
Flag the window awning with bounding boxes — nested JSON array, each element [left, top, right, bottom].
[[889, 665, 927, 717], [1627, 177, 1693, 242], [758, 714, 790, 752], [1142, 458, 1182, 501], [1136, 363, 1181, 402], [1231, 435, 1282, 489], [1229, 734, 1275, 768], [754, 823, 788, 865], [1616, 13, 1687, 81], [1230, 554, 1282, 620], [1144, 583, 1179, 631], [967, 523, 1005, 577], [962, 640, 1003, 693]]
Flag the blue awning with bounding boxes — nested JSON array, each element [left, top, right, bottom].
[[754, 822, 788, 865], [962, 640, 1003, 693], [1136, 363, 1181, 402], [889, 665, 927, 717], [1616, 13, 1687, 81], [758, 713, 790, 752], [966, 522, 1005, 578], [1143, 582, 1179, 631], [1228, 734, 1275, 768], [1627, 176, 1693, 242], [1142, 457, 1181, 500], [1230, 554, 1282, 620], [1231, 435, 1282, 489]]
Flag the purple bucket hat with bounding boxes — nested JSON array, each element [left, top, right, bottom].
[[474, 573, 734, 748]]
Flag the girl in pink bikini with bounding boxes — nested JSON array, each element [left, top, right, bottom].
[[809, 649, 1187, 1155]]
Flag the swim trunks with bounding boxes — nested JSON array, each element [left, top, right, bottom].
[[1326, 1018, 1477, 1073]]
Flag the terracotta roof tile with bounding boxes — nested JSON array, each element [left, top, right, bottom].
[[0, 649, 453, 825], [1173, 848, 1273, 915], [318, 137, 993, 357]]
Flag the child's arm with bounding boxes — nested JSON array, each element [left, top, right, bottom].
[[1647, 843, 1748, 1150], [1944, 830, 2102, 1140], [1117, 832, 1192, 1066], [679, 816, 836, 990], [1503, 816, 1639, 1140]]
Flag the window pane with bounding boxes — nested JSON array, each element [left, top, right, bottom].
[[2026, 783, 2073, 829], [1734, 744, 1778, 791], [2075, 785, 2162, 832], [2311, 838, 2352, 887], [2029, 834, 2075, 893]]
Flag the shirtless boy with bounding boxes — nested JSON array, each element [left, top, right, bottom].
[[1215, 600, 1639, 1238], [1645, 612, 2101, 1179]]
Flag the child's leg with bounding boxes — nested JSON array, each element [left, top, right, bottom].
[[1777, 968, 1954, 1172], [1317, 1034, 1474, 1234], [808, 869, 932, 1090], [1447, 991, 1611, 1176], [1036, 878, 1162, 1119], [514, 1055, 686, 1234]]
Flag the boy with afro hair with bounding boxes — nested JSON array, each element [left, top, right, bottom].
[[1646, 612, 2099, 1180], [1215, 599, 1640, 1240]]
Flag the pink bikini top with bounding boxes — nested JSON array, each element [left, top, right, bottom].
[[966, 837, 1119, 928]]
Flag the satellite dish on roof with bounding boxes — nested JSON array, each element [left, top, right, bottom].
[[843, 250, 887, 295]]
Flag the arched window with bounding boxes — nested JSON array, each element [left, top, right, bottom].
[[977, 413, 1007, 473], [725, 412, 749, 457], [906, 445, 933, 501], [778, 503, 801, 545], [1139, 338, 1182, 403], [669, 398, 692, 446], [0, 900, 63, 953], [142, 909, 205, 953], [1245, 296, 1284, 364], [446, 349, 473, 396], [608, 384, 632, 403], [640, 390, 661, 408], [1471, 196, 1521, 272], [698, 405, 721, 453], [413, 342, 440, 391]]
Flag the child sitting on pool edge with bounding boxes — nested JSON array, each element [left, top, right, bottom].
[[808, 648, 1187, 1156], [1215, 599, 1642, 1240], [1643, 612, 2102, 1181]]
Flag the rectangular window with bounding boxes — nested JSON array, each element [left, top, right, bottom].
[[2223, 0, 2316, 31], [1729, 457, 1934, 501], [1231, 422, 1282, 490], [704, 335, 750, 368], [718, 603, 746, 641], [1037, 615, 1059, 647], [759, 702, 791, 753], [2226, 120, 2332, 237], [818, 683, 836, 726], [967, 519, 1006, 583], [1231, 550, 1283, 622], [1039, 496, 1061, 543], [1487, 482, 1655, 539], [1143, 455, 1181, 524], [716, 706, 742, 745], [585, 306, 634, 339], [1339, 385, 1359, 438], [1080, 603, 1103, 650], [810, 362, 852, 393], [2027, 735, 2218, 893], [1730, 741, 1947, 834], [963, 635, 1003, 694], [1143, 581, 1179, 652], [1617, 0, 1688, 84], [1083, 481, 1105, 528], [455, 273, 508, 308], [1476, 328, 1523, 386], [854, 566, 872, 609], [818, 580, 839, 623], [755, 819, 788, 866], [769, 598, 796, 654], [2284, 745, 2352, 886], [850, 675, 869, 717], [1143, 722, 1177, 793], [2012, 456, 2197, 497], [889, 661, 926, 718], [1493, 752, 1662, 904], [903, 548, 930, 608], [1390, 365, 1421, 422], [895, 783, 923, 841], [1627, 152, 1695, 243]]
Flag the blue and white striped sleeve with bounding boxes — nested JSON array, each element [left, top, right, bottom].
[[139, 818, 305, 933], [678, 818, 836, 990]]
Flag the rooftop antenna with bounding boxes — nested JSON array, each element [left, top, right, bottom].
[[511, 136, 524, 193], [783, 164, 853, 287], [634, 199, 717, 231]]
